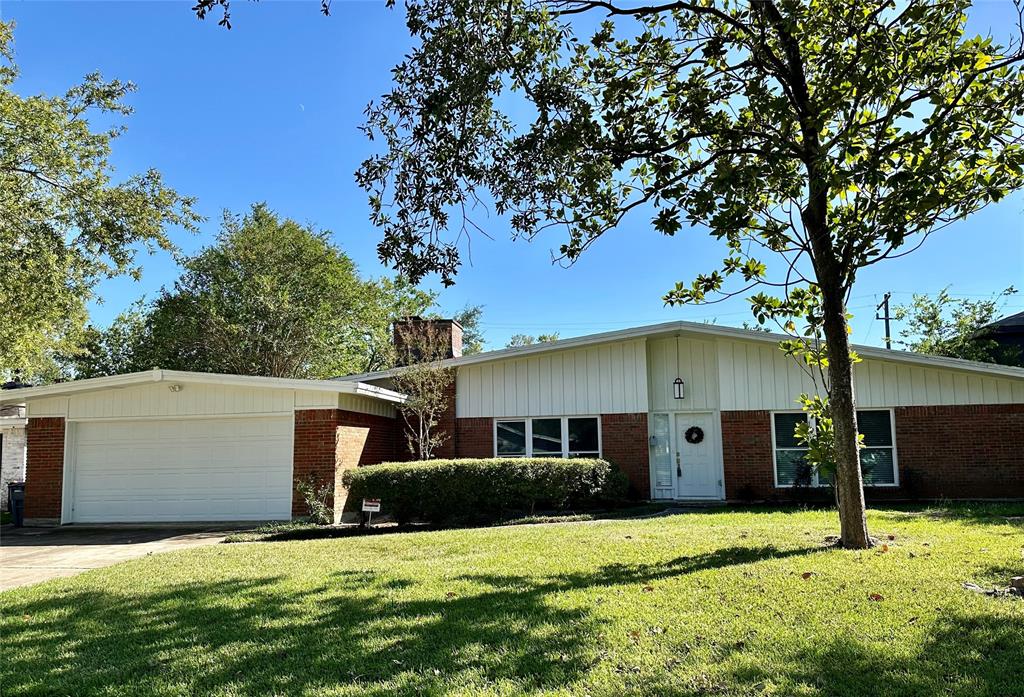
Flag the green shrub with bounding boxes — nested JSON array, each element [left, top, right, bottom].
[[341, 458, 628, 525]]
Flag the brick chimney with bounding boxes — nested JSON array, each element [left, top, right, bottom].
[[392, 317, 463, 366]]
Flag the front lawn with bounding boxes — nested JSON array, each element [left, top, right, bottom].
[[2, 505, 1022, 696]]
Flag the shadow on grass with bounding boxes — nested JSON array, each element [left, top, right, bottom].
[[708, 612, 1024, 697], [0, 544, 820, 696]]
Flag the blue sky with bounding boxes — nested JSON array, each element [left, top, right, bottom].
[[5, 0, 1023, 350]]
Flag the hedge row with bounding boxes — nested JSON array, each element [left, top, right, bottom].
[[340, 457, 628, 525]]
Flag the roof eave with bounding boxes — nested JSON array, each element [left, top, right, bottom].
[[336, 319, 1024, 382], [0, 369, 408, 406]]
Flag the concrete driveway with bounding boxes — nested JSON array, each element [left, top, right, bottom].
[[0, 525, 246, 592]]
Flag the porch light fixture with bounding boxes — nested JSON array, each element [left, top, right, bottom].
[[673, 377, 685, 400], [168, 384, 182, 393]]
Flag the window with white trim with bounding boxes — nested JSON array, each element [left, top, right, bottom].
[[495, 417, 601, 458], [772, 410, 897, 487]]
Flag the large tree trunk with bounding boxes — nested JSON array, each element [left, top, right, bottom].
[[819, 279, 872, 549]]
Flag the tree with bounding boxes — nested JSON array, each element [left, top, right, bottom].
[[894, 286, 1022, 366], [452, 304, 487, 354], [390, 322, 456, 459], [355, 0, 1024, 548], [506, 333, 560, 348], [63, 301, 154, 379], [71, 204, 435, 379], [0, 21, 199, 381]]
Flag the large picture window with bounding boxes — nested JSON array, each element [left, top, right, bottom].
[[495, 417, 601, 458], [772, 410, 897, 487]]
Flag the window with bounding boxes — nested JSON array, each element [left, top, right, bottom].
[[494, 417, 601, 458], [773, 412, 812, 487], [857, 410, 897, 485], [772, 410, 897, 487]]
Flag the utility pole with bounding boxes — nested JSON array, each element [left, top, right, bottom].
[[876, 292, 892, 350]]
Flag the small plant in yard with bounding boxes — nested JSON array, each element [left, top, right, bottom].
[[295, 475, 333, 525]]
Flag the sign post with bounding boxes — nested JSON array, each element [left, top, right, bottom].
[[361, 498, 381, 527]]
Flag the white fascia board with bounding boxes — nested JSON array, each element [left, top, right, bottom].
[[0, 369, 408, 406], [335, 319, 1024, 382]]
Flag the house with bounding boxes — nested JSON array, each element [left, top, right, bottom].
[[0, 404, 27, 510], [2, 317, 1022, 525], [975, 309, 1024, 365]]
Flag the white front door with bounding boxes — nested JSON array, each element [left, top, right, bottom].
[[674, 412, 721, 499]]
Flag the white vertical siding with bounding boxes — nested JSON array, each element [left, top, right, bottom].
[[716, 336, 1024, 410], [455, 338, 648, 417], [336, 393, 397, 418], [647, 335, 720, 412]]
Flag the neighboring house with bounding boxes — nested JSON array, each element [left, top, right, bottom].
[[2, 317, 1022, 525], [975, 310, 1024, 364], [0, 404, 27, 510]]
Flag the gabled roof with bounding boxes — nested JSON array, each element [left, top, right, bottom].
[[0, 369, 407, 406], [979, 310, 1024, 335], [337, 319, 1024, 382]]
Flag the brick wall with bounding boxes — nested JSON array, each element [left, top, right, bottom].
[[455, 417, 493, 458], [721, 405, 1024, 502], [894, 404, 1024, 499], [721, 410, 777, 501], [292, 409, 339, 518], [1, 425, 27, 509], [24, 417, 65, 522], [294, 408, 402, 521], [601, 413, 650, 497]]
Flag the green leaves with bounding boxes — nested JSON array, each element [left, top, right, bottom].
[[0, 21, 199, 380]]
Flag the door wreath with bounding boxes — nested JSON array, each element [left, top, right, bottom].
[[684, 426, 704, 445]]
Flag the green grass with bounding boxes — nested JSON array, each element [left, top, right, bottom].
[[2, 505, 1022, 696]]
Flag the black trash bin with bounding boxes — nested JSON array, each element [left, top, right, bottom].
[[7, 482, 25, 527]]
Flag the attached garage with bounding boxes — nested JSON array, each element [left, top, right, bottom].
[[70, 416, 293, 523], [4, 369, 406, 525]]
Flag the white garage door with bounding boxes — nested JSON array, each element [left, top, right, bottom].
[[70, 416, 293, 523]]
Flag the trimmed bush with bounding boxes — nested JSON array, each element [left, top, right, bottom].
[[341, 458, 628, 525]]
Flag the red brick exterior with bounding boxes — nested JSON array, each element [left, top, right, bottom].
[[600, 413, 650, 497], [292, 409, 340, 518], [721, 410, 776, 501], [293, 408, 401, 520], [893, 404, 1024, 499], [721, 404, 1024, 502], [24, 417, 65, 521], [454, 417, 494, 458]]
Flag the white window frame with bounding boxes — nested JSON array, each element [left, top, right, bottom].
[[493, 416, 602, 459], [770, 408, 899, 488]]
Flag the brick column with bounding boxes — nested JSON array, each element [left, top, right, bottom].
[[293, 408, 402, 522], [24, 417, 65, 524], [292, 409, 339, 518], [601, 413, 650, 498]]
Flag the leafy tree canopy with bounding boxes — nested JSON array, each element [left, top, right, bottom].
[[0, 21, 199, 381], [63, 204, 436, 379], [452, 304, 487, 354], [352, 0, 1024, 549], [894, 286, 1022, 366]]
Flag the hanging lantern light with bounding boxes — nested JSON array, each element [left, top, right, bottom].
[[673, 377, 685, 400]]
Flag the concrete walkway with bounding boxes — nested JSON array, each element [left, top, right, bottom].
[[0, 525, 245, 592]]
